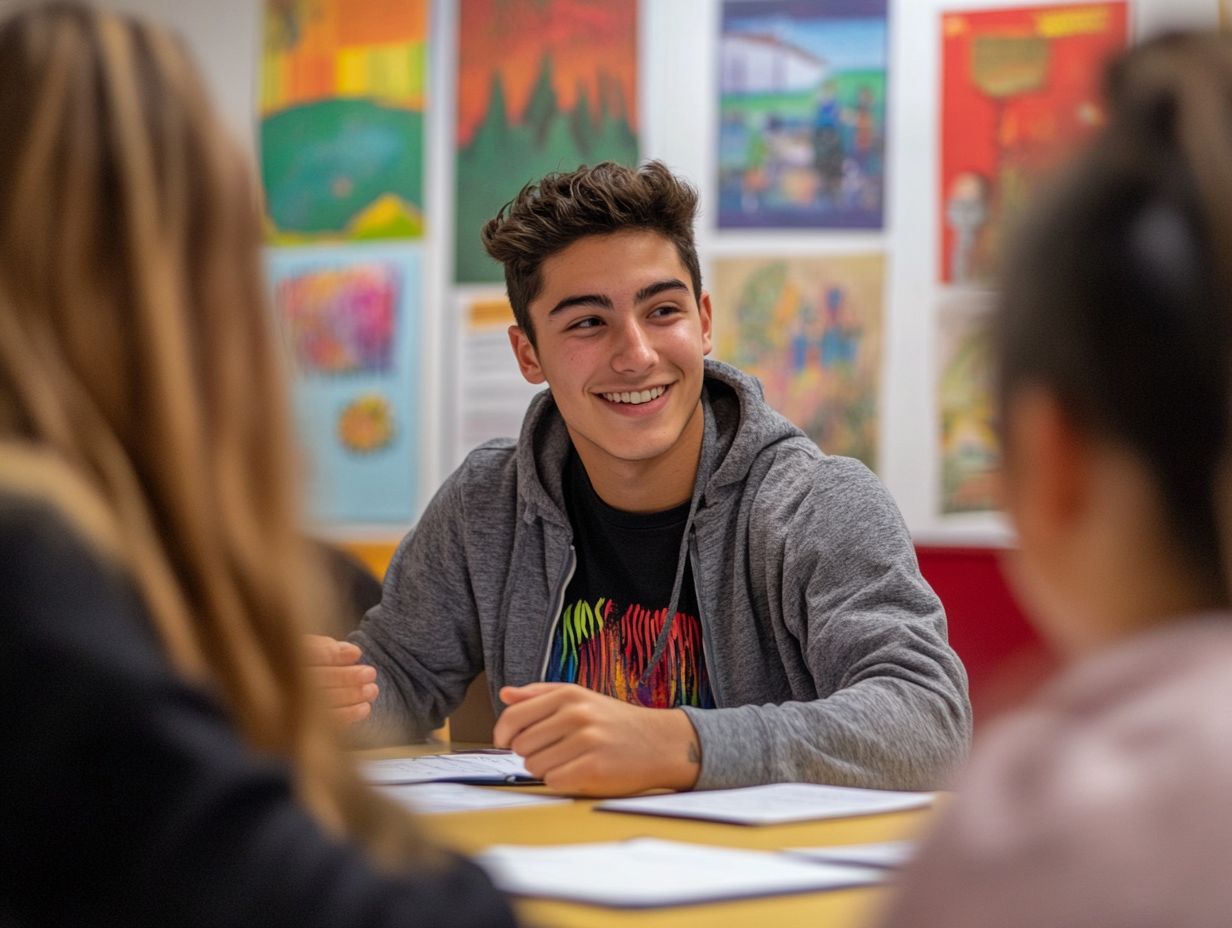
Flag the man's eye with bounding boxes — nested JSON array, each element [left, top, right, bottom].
[[569, 317, 602, 331], [651, 304, 682, 318]]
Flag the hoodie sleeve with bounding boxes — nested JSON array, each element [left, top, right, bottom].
[[682, 455, 972, 791], [350, 467, 486, 744]]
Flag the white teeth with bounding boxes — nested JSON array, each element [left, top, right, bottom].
[[602, 385, 667, 405]]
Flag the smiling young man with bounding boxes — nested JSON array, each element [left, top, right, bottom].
[[311, 161, 971, 796]]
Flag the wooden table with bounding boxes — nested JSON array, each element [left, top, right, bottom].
[[362, 743, 933, 928]]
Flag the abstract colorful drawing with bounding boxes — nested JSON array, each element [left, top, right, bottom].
[[547, 598, 713, 709], [940, 2, 1127, 284], [718, 0, 888, 230], [455, 0, 639, 283], [714, 254, 884, 469], [277, 263, 399, 374], [260, 0, 427, 242], [938, 292, 1000, 514], [267, 245, 421, 523]]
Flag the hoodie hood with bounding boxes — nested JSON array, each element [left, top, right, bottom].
[[513, 358, 807, 524], [695, 359, 807, 496]]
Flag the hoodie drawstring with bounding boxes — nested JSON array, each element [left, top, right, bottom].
[[636, 482, 703, 691]]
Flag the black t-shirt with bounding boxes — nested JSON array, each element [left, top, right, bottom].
[[545, 451, 714, 709]]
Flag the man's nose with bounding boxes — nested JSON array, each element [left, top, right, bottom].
[[611, 319, 657, 373]]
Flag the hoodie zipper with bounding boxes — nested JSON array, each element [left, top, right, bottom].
[[538, 543, 577, 681]]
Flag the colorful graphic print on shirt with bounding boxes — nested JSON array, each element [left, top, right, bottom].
[[546, 596, 714, 709]]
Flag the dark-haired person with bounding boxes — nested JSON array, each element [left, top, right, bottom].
[[0, 4, 513, 924], [310, 161, 971, 796], [877, 32, 1232, 928]]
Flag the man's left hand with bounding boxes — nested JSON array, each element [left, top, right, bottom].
[[492, 683, 701, 796]]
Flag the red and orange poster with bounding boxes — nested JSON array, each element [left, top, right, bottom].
[[455, 0, 639, 283], [939, 3, 1128, 284]]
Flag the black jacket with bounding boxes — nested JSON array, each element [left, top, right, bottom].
[[0, 491, 515, 927]]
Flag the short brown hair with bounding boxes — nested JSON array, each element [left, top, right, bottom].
[[481, 160, 702, 344]]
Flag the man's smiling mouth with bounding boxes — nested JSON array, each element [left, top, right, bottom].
[[600, 385, 668, 405]]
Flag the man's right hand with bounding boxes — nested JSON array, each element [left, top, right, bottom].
[[305, 634, 378, 725]]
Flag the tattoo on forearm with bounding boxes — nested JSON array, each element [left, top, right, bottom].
[[687, 743, 700, 765]]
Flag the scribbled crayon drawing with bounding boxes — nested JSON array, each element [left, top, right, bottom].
[[938, 292, 1000, 514], [260, 0, 427, 242], [266, 246, 421, 524], [714, 254, 884, 470], [276, 264, 400, 375], [455, 0, 639, 283], [337, 393, 396, 454], [940, 2, 1127, 284], [718, 0, 888, 230]]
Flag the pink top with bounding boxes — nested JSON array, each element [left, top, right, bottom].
[[878, 615, 1232, 928]]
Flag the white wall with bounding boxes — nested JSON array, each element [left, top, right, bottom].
[[85, 0, 262, 146], [77, 0, 1220, 544]]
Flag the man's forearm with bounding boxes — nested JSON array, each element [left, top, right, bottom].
[[655, 708, 703, 791]]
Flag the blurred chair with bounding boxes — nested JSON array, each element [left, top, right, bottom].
[[314, 540, 383, 634], [450, 672, 497, 743]]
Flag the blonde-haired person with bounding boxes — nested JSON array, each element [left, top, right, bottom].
[[879, 32, 1232, 928], [0, 4, 514, 924]]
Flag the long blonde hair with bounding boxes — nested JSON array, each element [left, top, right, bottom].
[[0, 2, 428, 863]]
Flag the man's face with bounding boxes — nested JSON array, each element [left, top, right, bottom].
[[508, 230, 713, 483]]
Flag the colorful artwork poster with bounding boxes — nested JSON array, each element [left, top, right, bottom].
[[718, 0, 888, 230], [940, 3, 1127, 284], [267, 245, 420, 524], [714, 254, 884, 469], [937, 291, 1000, 514], [260, 0, 427, 243], [455, 0, 639, 283], [454, 296, 547, 467]]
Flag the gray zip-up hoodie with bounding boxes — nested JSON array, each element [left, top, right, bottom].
[[352, 360, 971, 790]]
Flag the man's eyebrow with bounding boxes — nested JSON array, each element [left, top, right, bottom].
[[635, 279, 690, 303], [546, 279, 690, 316], [548, 293, 615, 315]]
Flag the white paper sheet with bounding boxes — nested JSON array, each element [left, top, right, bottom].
[[361, 751, 535, 785], [453, 296, 545, 467], [596, 783, 934, 826], [477, 838, 887, 907], [785, 840, 918, 869], [377, 782, 568, 815]]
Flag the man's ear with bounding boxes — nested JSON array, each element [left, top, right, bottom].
[[698, 290, 714, 356], [508, 325, 546, 385]]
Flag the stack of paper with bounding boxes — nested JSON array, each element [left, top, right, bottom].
[[360, 750, 536, 785], [596, 783, 934, 826], [478, 838, 887, 907], [379, 782, 568, 815]]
